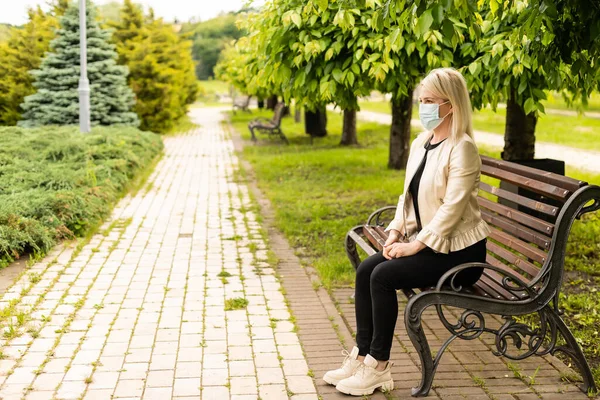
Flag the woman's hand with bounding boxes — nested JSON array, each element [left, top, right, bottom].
[[382, 230, 400, 259], [383, 240, 426, 260]]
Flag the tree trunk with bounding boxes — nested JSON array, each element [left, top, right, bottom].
[[282, 105, 290, 117], [502, 88, 537, 161], [388, 89, 413, 170], [257, 98, 264, 109], [304, 107, 327, 137], [294, 107, 301, 123], [266, 95, 278, 110], [340, 109, 358, 146]]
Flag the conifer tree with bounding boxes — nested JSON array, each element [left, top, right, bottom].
[[112, 4, 198, 133], [0, 6, 60, 125], [19, 1, 138, 127], [109, 0, 143, 65]]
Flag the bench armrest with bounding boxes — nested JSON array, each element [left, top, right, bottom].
[[435, 262, 536, 299], [366, 205, 397, 226]]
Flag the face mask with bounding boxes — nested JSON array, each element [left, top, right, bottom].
[[419, 101, 451, 131]]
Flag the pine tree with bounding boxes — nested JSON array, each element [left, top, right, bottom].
[[109, 0, 143, 65], [0, 7, 60, 125], [19, 1, 138, 127], [112, 5, 198, 132]]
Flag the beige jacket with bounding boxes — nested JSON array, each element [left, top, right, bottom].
[[385, 132, 490, 254]]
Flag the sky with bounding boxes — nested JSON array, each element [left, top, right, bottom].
[[1, 0, 265, 25]]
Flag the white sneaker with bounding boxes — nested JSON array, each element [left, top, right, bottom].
[[323, 346, 361, 385], [335, 354, 394, 396]]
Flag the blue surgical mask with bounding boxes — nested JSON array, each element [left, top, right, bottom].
[[419, 101, 451, 131]]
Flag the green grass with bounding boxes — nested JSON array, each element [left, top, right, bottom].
[[359, 98, 600, 152], [472, 108, 600, 152], [228, 107, 600, 388], [544, 91, 600, 113], [0, 125, 163, 268], [224, 297, 249, 311], [198, 79, 230, 103]]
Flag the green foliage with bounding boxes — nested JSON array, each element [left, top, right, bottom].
[[0, 125, 163, 268], [0, 7, 60, 126], [18, 1, 139, 127], [97, 1, 123, 24], [181, 13, 243, 80], [111, 0, 198, 133], [0, 24, 12, 43], [224, 297, 249, 311]]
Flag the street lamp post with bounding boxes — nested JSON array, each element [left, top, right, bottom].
[[78, 0, 91, 133]]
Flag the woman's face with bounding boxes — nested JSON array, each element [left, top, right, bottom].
[[419, 88, 453, 118]]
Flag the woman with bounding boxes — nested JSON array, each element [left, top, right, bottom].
[[323, 68, 491, 396]]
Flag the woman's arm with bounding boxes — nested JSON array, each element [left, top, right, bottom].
[[384, 193, 406, 235], [416, 140, 481, 254]]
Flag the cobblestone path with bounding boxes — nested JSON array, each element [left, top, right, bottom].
[[0, 108, 318, 400]]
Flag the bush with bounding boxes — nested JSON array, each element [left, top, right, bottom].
[[0, 125, 163, 267]]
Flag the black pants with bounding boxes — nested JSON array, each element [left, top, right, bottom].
[[355, 239, 486, 361]]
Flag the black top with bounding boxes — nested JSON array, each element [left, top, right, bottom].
[[408, 136, 446, 231]]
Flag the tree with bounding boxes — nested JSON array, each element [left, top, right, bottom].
[[181, 13, 243, 80], [109, 0, 144, 65], [19, 1, 138, 127], [0, 6, 60, 125], [249, 0, 379, 146], [118, 10, 198, 132], [461, 1, 600, 161], [368, 0, 479, 168]]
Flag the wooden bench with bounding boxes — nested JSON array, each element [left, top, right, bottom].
[[345, 155, 600, 396], [248, 103, 288, 144], [232, 95, 252, 114]]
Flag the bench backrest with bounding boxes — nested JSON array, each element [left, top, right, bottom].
[[477, 155, 590, 297], [271, 103, 285, 127]]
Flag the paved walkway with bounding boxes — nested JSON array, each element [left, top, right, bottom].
[[356, 110, 600, 173], [0, 108, 318, 399]]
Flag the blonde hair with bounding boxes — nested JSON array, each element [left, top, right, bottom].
[[419, 68, 474, 143]]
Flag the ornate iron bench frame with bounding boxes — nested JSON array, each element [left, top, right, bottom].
[[247, 103, 288, 144], [345, 155, 600, 397]]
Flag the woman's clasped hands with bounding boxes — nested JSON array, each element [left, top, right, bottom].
[[382, 230, 426, 260]]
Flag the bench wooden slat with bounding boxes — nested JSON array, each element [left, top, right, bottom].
[[478, 197, 554, 235], [486, 241, 540, 277], [349, 230, 377, 257], [481, 164, 571, 201], [481, 210, 551, 250], [485, 254, 533, 284], [478, 182, 559, 217], [469, 283, 493, 298], [488, 227, 547, 264], [481, 272, 521, 300], [481, 155, 587, 193], [477, 275, 511, 300], [363, 226, 385, 251]]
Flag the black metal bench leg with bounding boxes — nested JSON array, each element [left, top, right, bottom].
[[405, 297, 436, 397], [547, 306, 598, 394], [248, 125, 257, 142]]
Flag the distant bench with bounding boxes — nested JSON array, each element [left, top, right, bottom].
[[345, 155, 600, 396], [248, 103, 288, 144]]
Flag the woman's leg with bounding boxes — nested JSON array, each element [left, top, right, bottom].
[[368, 240, 487, 362], [354, 252, 387, 357]]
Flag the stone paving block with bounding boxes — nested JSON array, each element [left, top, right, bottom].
[[173, 377, 201, 397], [143, 386, 173, 399], [258, 384, 288, 400], [230, 376, 258, 395]]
